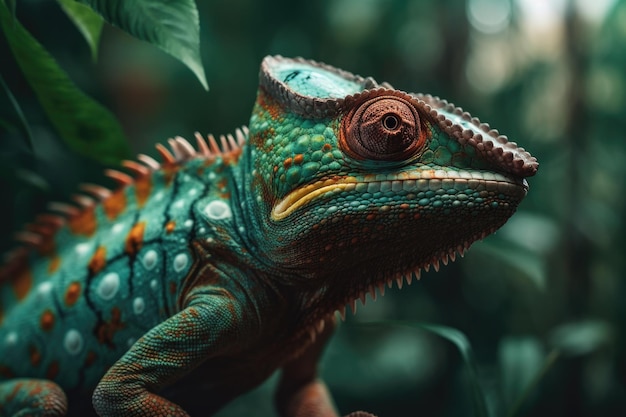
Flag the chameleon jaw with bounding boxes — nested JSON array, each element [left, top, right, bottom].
[[271, 171, 527, 221]]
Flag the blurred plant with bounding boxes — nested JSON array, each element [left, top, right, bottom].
[[0, 0, 207, 165]]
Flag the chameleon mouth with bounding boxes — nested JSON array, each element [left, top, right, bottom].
[[271, 171, 527, 221], [272, 176, 359, 220]]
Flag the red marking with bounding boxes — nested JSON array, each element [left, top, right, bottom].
[[12, 267, 32, 300], [102, 190, 127, 220], [125, 222, 146, 256], [65, 281, 81, 306], [165, 221, 176, 234], [366, 213, 376, 221], [0, 365, 14, 378], [84, 350, 98, 367], [96, 307, 125, 348], [273, 165, 279, 173], [413, 213, 421, 219], [294, 154, 304, 165], [134, 176, 152, 208], [46, 361, 60, 380], [322, 143, 332, 152], [68, 207, 97, 236], [257, 90, 283, 120], [47, 255, 61, 274], [40, 309, 55, 331], [169, 281, 177, 295], [29, 345, 42, 367], [283, 157, 293, 169], [88, 247, 107, 276]]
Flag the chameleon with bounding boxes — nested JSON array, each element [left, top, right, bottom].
[[0, 55, 538, 417]]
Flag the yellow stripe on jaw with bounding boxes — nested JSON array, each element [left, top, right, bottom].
[[271, 177, 358, 221]]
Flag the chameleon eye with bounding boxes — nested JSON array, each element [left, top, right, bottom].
[[341, 96, 425, 161]]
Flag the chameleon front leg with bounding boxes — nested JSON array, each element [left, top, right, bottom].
[[92, 294, 241, 417], [275, 317, 377, 417]]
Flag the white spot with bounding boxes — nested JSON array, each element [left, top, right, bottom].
[[184, 219, 194, 228], [154, 191, 164, 201], [173, 253, 189, 272], [133, 297, 145, 315], [179, 238, 186, 244], [97, 272, 120, 300], [64, 329, 83, 355], [198, 227, 206, 234], [142, 250, 158, 270], [238, 226, 245, 233], [5, 332, 18, 346], [208, 172, 216, 180], [174, 200, 185, 210], [75, 242, 91, 255], [37, 282, 53, 295], [188, 188, 198, 197], [150, 279, 158, 291], [206, 237, 215, 243], [204, 200, 231, 220], [111, 223, 125, 234]]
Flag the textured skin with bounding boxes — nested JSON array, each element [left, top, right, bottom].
[[0, 56, 537, 417]]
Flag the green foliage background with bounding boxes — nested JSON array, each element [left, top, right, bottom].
[[1, 0, 625, 416]]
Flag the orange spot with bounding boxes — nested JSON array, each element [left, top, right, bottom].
[[134, 176, 152, 208], [102, 190, 127, 220], [68, 207, 97, 236], [64, 282, 81, 306], [273, 165, 279, 173], [400, 203, 410, 209], [366, 213, 376, 221], [47, 255, 61, 274], [96, 307, 125, 348], [12, 268, 32, 301], [40, 310, 55, 331], [165, 221, 176, 234], [46, 361, 59, 380], [29, 345, 41, 367], [125, 222, 146, 256], [322, 143, 332, 151], [88, 246, 107, 276], [294, 154, 304, 164], [283, 157, 293, 168]]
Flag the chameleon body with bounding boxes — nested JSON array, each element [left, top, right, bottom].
[[0, 56, 537, 417]]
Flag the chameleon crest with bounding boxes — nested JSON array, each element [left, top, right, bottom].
[[0, 56, 537, 417]]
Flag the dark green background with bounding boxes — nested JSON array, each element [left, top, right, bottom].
[[1, 0, 625, 416]]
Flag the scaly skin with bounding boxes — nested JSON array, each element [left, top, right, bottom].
[[0, 56, 537, 417]]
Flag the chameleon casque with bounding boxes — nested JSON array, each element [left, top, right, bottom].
[[0, 56, 538, 417]]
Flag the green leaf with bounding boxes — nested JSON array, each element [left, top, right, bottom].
[[419, 324, 490, 417], [362, 322, 490, 417], [0, 72, 34, 150], [57, 0, 104, 61], [76, 0, 208, 89], [0, 1, 130, 165]]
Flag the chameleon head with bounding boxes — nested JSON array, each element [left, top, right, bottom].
[[246, 56, 538, 304]]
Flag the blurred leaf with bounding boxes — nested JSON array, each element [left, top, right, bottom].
[[0, 0, 130, 165], [0, 72, 33, 150], [76, 0, 208, 89], [57, 0, 104, 61], [499, 337, 544, 406], [472, 241, 546, 290], [370, 322, 490, 417], [549, 320, 613, 356], [419, 324, 490, 417], [506, 348, 560, 417]]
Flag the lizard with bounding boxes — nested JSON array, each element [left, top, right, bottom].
[[0, 55, 538, 417]]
